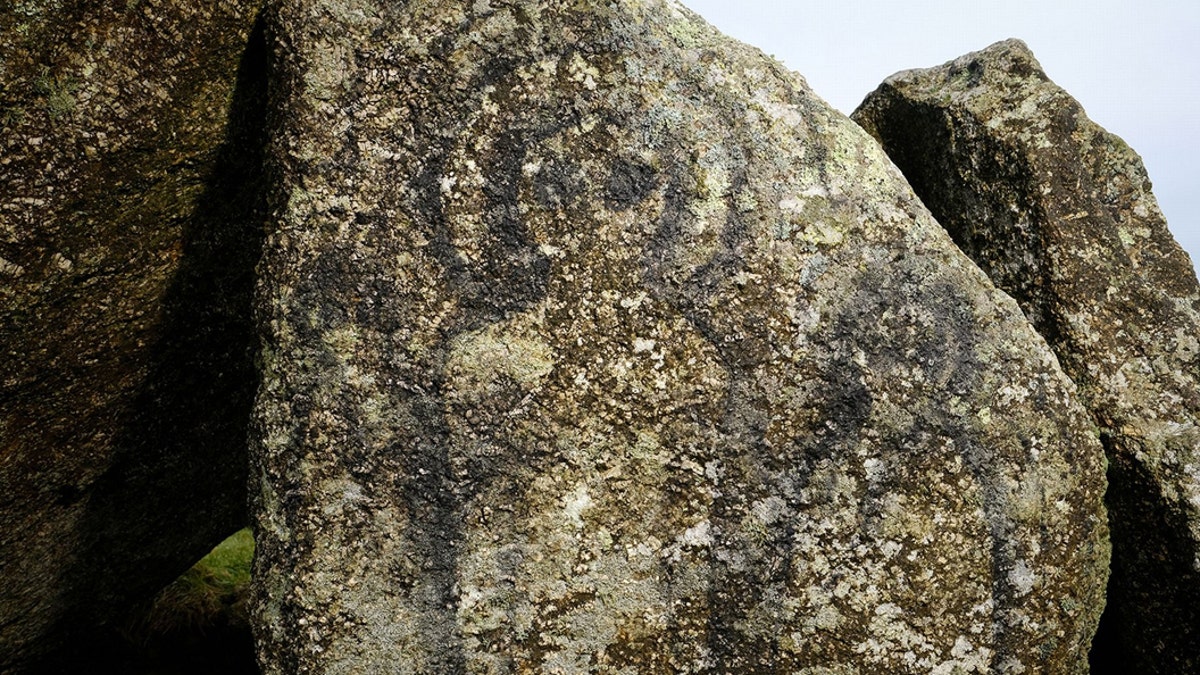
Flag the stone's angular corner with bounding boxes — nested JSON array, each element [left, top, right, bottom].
[[860, 38, 1047, 115], [0, 0, 266, 670], [854, 38, 1200, 673], [253, 2, 1109, 673]]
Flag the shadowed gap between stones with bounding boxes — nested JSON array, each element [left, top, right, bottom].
[[34, 13, 270, 672], [1089, 433, 1200, 673]]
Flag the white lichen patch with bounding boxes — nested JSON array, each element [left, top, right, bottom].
[[446, 318, 555, 396], [1008, 559, 1037, 597], [562, 484, 593, 530]]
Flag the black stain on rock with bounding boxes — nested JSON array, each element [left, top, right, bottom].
[[605, 156, 659, 211]]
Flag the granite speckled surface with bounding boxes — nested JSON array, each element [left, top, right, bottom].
[[252, 4, 1108, 673], [855, 38, 1200, 674]]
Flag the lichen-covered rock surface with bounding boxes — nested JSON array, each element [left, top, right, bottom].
[[253, 3, 1109, 673], [854, 39, 1200, 673], [0, 0, 265, 669]]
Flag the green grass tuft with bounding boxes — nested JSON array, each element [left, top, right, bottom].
[[101, 528, 260, 673], [136, 528, 255, 638]]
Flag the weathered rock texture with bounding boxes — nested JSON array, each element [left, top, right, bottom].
[[253, 3, 1109, 673], [0, 0, 265, 669], [854, 39, 1200, 673]]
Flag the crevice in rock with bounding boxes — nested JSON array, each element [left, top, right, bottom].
[[1089, 434, 1200, 673], [29, 11, 270, 671]]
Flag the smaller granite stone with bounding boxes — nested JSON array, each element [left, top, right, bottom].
[[855, 38, 1200, 673]]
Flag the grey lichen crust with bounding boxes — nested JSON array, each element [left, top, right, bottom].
[[253, 5, 1108, 673], [0, 0, 263, 669], [854, 39, 1200, 673]]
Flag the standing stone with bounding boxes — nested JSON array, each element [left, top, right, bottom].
[[0, 0, 264, 669], [253, 4, 1108, 673], [854, 38, 1200, 673]]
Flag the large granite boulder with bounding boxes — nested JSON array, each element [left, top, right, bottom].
[[0, 0, 265, 669], [854, 39, 1200, 672], [252, 2, 1108, 672]]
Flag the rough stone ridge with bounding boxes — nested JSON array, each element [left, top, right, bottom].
[[252, 3, 1108, 673], [854, 38, 1200, 673], [0, 0, 265, 669]]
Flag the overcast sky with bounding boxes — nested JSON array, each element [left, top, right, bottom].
[[682, 0, 1200, 275]]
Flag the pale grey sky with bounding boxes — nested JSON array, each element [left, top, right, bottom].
[[682, 0, 1200, 275]]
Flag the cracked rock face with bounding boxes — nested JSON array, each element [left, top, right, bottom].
[[0, 0, 264, 669], [854, 38, 1200, 673], [252, 3, 1108, 673]]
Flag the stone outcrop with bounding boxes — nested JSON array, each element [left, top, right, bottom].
[[252, 3, 1109, 673], [854, 39, 1200, 673], [0, 0, 265, 669]]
